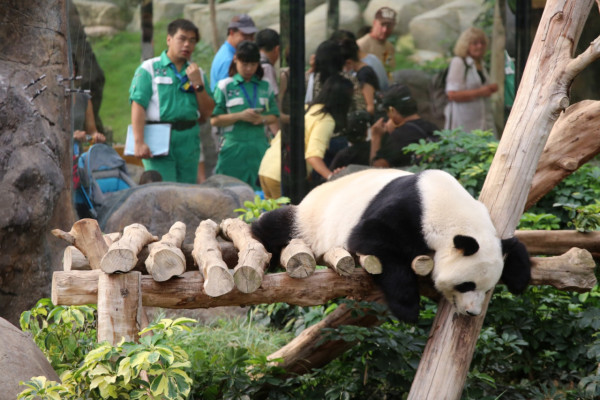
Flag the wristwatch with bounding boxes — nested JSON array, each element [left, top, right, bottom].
[[193, 83, 204, 92]]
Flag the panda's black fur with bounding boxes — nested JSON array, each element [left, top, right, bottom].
[[251, 169, 531, 322]]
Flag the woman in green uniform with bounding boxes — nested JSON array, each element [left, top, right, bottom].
[[211, 41, 279, 190]]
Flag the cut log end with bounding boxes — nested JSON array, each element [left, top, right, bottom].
[[204, 265, 235, 297], [148, 249, 186, 282], [285, 252, 317, 278], [359, 254, 382, 274], [233, 265, 263, 293], [411, 255, 434, 276], [101, 248, 138, 274]]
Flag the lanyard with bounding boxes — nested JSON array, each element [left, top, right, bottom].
[[169, 63, 188, 83], [239, 81, 258, 109]]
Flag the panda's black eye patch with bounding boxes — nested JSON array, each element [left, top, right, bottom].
[[455, 282, 476, 293]]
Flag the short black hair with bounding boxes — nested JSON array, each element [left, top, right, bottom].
[[383, 84, 418, 116], [167, 19, 199, 42], [330, 29, 357, 42], [228, 40, 264, 79], [256, 28, 280, 51]]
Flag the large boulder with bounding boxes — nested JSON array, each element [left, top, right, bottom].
[[267, 0, 362, 63], [0, 318, 60, 398], [73, 0, 132, 31], [1, 0, 75, 325], [98, 175, 255, 243], [362, 0, 455, 36], [409, 0, 483, 55]]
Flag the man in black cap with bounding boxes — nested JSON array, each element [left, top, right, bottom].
[[209, 13, 257, 91], [370, 84, 438, 168]]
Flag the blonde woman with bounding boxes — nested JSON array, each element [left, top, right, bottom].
[[444, 27, 498, 133]]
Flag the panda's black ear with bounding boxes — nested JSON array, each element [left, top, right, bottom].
[[454, 235, 479, 256], [501, 237, 531, 294]]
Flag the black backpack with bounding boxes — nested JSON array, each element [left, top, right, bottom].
[[429, 58, 468, 127]]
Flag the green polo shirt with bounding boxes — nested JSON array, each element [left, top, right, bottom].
[[212, 74, 279, 140], [129, 50, 211, 123]]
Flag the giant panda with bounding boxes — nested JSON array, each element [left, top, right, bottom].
[[251, 168, 531, 323]]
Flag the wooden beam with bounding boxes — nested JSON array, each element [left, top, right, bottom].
[[51, 250, 596, 308]]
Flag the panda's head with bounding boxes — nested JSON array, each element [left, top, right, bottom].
[[431, 234, 531, 316]]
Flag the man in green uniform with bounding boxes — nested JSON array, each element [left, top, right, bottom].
[[129, 19, 214, 183]]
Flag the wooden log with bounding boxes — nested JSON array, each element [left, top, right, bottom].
[[411, 255, 434, 276], [267, 292, 385, 374], [97, 271, 142, 344], [63, 232, 122, 271], [51, 218, 108, 269], [322, 247, 354, 276], [145, 221, 186, 282], [526, 100, 600, 210], [516, 230, 600, 258], [220, 218, 271, 293], [281, 238, 316, 278], [192, 219, 234, 297], [529, 248, 596, 291], [100, 223, 158, 274], [52, 268, 378, 308], [408, 2, 600, 398], [51, 249, 596, 308], [358, 254, 382, 274]]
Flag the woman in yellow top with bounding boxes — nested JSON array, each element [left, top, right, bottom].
[[259, 75, 354, 199]]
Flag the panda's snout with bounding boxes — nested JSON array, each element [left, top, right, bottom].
[[465, 310, 479, 317]]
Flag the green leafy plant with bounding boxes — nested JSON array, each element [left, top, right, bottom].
[[20, 317, 196, 400], [234, 195, 291, 223], [518, 212, 562, 230], [19, 298, 97, 374], [555, 199, 600, 232]]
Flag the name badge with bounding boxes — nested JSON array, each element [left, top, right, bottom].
[[155, 76, 173, 84]]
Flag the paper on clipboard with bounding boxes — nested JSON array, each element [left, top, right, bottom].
[[124, 124, 171, 156]]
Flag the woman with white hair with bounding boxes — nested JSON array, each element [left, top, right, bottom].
[[444, 27, 498, 133]]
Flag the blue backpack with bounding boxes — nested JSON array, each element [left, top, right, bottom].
[[75, 143, 137, 218]]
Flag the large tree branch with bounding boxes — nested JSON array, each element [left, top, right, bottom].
[[526, 100, 600, 209], [409, 1, 597, 399]]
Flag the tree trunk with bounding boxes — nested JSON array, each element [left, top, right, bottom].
[[409, 2, 600, 398]]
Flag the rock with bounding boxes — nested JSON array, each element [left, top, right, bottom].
[[362, 0, 456, 36], [84, 25, 120, 37], [73, 0, 131, 30], [187, 0, 255, 47], [409, 0, 483, 55], [268, 0, 362, 63], [98, 175, 255, 244], [1, 0, 75, 325], [0, 318, 60, 398]]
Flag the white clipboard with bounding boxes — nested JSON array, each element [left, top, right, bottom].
[[124, 124, 171, 156]]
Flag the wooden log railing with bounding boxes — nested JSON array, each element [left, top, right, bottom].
[[51, 217, 597, 398]]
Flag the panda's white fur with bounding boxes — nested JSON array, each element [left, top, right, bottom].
[[295, 169, 411, 257], [251, 168, 531, 322]]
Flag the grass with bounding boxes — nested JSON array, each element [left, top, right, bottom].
[[89, 20, 215, 144]]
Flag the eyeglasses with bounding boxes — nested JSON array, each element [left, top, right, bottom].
[[174, 35, 197, 45]]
